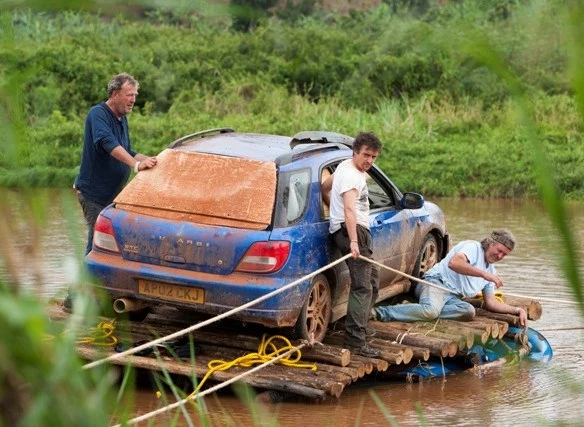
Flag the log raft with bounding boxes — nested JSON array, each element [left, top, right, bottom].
[[52, 292, 538, 401]]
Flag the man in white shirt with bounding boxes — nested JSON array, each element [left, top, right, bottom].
[[321, 132, 382, 357], [373, 229, 528, 326]]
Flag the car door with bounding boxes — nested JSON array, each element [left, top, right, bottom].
[[366, 167, 418, 287]]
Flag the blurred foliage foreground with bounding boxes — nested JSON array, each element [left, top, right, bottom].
[[0, 0, 583, 199], [1, 1, 584, 426]]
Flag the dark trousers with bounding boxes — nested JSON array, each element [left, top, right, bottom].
[[77, 192, 107, 256], [333, 224, 379, 349]]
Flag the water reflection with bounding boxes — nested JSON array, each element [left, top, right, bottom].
[[1, 190, 583, 425]]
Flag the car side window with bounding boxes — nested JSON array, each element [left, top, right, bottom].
[[366, 172, 396, 210], [284, 169, 311, 223], [321, 166, 333, 218]]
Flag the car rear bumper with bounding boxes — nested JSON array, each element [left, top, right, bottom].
[[86, 250, 307, 328]]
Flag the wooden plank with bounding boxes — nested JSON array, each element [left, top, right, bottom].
[[115, 149, 277, 229]]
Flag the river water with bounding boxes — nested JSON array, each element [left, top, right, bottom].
[[1, 190, 584, 426]]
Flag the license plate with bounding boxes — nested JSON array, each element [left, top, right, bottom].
[[138, 280, 205, 304]]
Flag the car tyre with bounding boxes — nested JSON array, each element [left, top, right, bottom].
[[294, 273, 331, 343], [412, 234, 439, 282]]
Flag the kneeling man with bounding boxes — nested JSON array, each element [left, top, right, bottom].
[[373, 229, 528, 326]]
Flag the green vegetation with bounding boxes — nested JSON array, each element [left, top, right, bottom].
[[1, 0, 583, 198], [1, 1, 584, 425]]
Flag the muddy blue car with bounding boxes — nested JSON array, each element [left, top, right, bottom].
[[86, 129, 449, 341]]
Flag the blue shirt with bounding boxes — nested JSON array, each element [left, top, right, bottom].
[[74, 102, 136, 205], [424, 240, 496, 298]]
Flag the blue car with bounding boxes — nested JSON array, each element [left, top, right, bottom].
[[87, 129, 449, 341]]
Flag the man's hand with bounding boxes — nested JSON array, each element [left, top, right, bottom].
[[484, 272, 503, 288], [137, 156, 157, 171], [517, 307, 528, 327], [350, 240, 360, 259]]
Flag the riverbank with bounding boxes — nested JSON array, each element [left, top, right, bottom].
[[2, 2, 583, 199]]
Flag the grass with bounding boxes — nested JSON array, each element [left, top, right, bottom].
[[0, 0, 583, 425]]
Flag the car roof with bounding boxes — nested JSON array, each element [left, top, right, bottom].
[[169, 128, 353, 165]]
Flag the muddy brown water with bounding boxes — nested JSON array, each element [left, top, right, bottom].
[[2, 189, 584, 426]]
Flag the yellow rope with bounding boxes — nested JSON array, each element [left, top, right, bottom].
[[45, 319, 118, 347], [186, 334, 316, 398], [474, 291, 505, 304], [76, 319, 119, 347]]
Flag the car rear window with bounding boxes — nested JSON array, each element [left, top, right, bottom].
[[114, 149, 277, 230]]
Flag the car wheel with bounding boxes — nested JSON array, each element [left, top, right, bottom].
[[294, 274, 331, 342], [412, 234, 439, 280]]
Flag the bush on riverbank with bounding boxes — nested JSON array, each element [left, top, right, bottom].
[[1, 0, 582, 199]]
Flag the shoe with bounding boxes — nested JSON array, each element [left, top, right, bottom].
[[366, 326, 376, 338], [348, 345, 381, 358], [370, 308, 378, 321]]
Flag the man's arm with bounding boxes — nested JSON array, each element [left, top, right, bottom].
[[110, 146, 157, 171], [448, 252, 504, 288], [482, 291, 528, 326], [342, 189, 359, 258], [321, 173, 333, 206]]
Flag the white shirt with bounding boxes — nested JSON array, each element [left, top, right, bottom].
[[424, 240, 496, 298], [329, 159, 370, 233]]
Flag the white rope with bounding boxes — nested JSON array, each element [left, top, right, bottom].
[[359, 255, 580, 306], [496, 291, 579, 306], [358, 255, 461, 296], [111, 342, 307, 427], [83, 253, 352, 370]]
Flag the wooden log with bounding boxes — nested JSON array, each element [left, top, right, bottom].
[[195, 345, 347, 397], [504, 330, 529, 347], [500, 295, 542, 321], [323, 334, 403, 365], [296, 343, 352, 367], [349, 358, 373, 375], [369, 339, 414, 364], [350, 354, 389, 372], [177, 330, 351, 367], [371, 340, 429, 362], [371, 322, 459, 356], [370, 322, 453, 358], [382, 321, 472, 350], [474, 317, 509, 339], [77, 346, 330, 399], [346, 360, 368, 377], [137, 328, 352, 368], [427, 325, 476, 349], [475, 309, 521, 327], [376, 349, 403, 365], [121, 311, 353, 368], [494, 320, 509, 339], [314, 362, 361, 382], [464, 296, 542, 321], [436, 319, 494, 341]]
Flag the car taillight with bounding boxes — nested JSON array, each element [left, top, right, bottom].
[[235, 241, 290, 273], [93, 215, 120, 253]]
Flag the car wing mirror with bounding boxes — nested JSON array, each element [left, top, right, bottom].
[[400, 192, 424, 209]]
